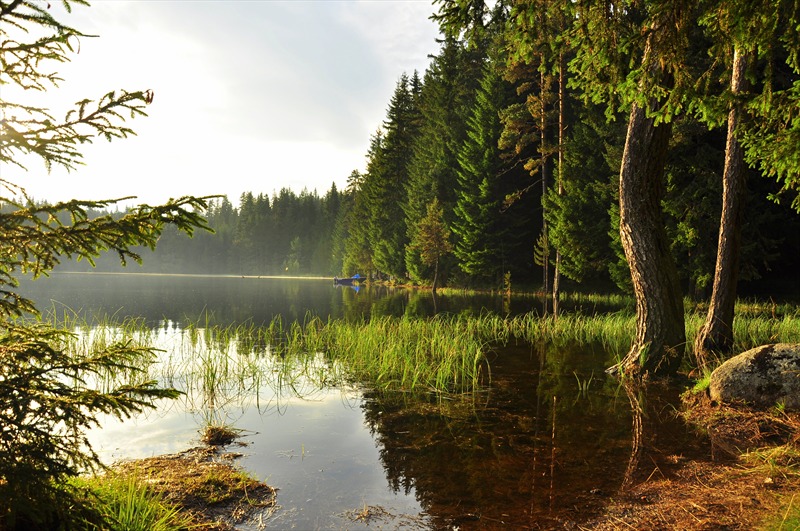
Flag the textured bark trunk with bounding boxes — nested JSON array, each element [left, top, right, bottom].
[[693, 49, 750, 369], [432, 258, 439, 295], [608, 91, 685, 377], [552, 53, 565, 319], [540, 66, 550, 317]]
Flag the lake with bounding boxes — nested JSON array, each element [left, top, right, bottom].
[[19, 273, 712, 530]]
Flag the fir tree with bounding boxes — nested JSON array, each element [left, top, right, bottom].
[[0, 1, 213, 525]]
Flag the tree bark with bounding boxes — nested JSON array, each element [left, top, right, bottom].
[[607, 36, 685, 376], [540, 66, 550, 316], [693, 48, 750, 369], [432, 257, 440, 295], [552, 52, 565, 319]]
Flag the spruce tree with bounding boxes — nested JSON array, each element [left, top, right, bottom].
[[452, 56, 519, 282], [404, 37, 481, 283], [0, 1, 213, 526], [360, 74, 421, 279]]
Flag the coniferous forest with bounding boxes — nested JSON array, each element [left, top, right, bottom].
[[57, 2, 800, 305]]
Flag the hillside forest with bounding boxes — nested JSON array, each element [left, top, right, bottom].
[[53, 2, 799, 306]]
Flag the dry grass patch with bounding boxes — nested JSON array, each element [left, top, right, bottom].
[[583, 393, 800, 530], [582, 459, 787, 530], [113, 446, 276, 530], [200, 425, 242, 447]]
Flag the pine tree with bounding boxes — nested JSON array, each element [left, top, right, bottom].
[[408, 198, 453, 293], [404, 37, 484, 283], [360, 74, 421, 279], [0, 2, 213, 525], [452, 56, 520, 282]]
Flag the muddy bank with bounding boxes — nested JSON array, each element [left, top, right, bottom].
[[112, 446, 277, 530]]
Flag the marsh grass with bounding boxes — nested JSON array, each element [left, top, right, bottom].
[[70, 475, 191, 531], [37, 300, 800, 412], [763, 493, 800, 531], [308, 315, 490, 393]]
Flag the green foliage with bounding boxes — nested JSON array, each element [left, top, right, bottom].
[[404, 37, 480, 282], [533, 229, 548, 268], [0, 1, 214, 527], [358, 74, 422, 279], [0, 191, 212, 316], [71, 475, 191, 531], [0, 0, 153, 172], [544, 113, 621, 284], [452, 54, 532, 281], [0, 324, 181, 527], [408, 198, 453, 272]]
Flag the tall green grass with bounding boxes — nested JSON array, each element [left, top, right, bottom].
[[307, 315, 490, 393], [37, 300, 800, 403], [70, 475, 190, 531]]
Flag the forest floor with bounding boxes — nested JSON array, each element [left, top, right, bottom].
[[582, 393, 800, 530]]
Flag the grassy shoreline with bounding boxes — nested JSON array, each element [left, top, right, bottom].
[[33, 298, 800, 529]]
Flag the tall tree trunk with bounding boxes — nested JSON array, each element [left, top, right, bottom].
[[552, 52, 565, 319], [540, 66, 550, 316], [607, 34, 685, 376], [693, 48, 750, 369]]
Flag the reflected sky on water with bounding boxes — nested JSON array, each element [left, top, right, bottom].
[[18, 273, 710, 529]]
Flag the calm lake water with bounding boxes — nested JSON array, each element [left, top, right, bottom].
[[19, 273, 712, 530]]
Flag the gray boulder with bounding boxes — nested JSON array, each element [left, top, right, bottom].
[[709, 343, 800, 410]]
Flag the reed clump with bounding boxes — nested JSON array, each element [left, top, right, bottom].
[[307, 315, 490, 393], [39, 301, 800, 403]]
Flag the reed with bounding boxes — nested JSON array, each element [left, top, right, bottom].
[[306, 315, 490, 393], [37, 301, 800, 405], [503, 312, 636, 358], [70, 475, 190, 531]]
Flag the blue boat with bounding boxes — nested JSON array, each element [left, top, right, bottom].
[[333, 273, 363, 286]]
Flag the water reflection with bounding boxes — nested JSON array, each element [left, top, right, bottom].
[[18, 272, 624, 326], [18, 274, 709, 528], [360, 344, 711, 529]]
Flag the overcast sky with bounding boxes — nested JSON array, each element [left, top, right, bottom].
[[2, 0, 442, 206]]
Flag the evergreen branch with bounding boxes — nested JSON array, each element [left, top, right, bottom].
[[0, 195, 215, 318], [1, 90, 151, 172]]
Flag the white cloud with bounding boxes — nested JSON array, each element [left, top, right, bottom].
[[1, 0, 442, 205]]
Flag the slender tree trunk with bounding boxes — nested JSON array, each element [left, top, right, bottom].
[[552, 52, 565, 319], [432, 257, 439, 295], [693, 48, 750, 369], [607, 37, 685, 377], [540, 66, 550, 316]]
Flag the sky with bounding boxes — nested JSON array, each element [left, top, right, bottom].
[[1, 0, 442, 206]]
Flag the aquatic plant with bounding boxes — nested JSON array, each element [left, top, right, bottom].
[[70, 475, 191, 531], [309, 315, 490, 393]]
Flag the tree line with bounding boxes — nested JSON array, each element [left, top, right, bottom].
[[65, 2, 799, 297], [49, 1, 800, 377]]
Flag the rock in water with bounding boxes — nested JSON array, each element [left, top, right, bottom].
[[709, 344, 800, 410]]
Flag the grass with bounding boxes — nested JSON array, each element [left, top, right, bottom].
[[200, 424, 242, 446], [70, 475, 191, 531], [36, 298, 800, 403], [305, 314, 491, 393], [763, 494, 800, 530], [113, 447, 276, 512]]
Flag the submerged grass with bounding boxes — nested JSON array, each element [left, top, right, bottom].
[[37, 298, 800, 402]]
